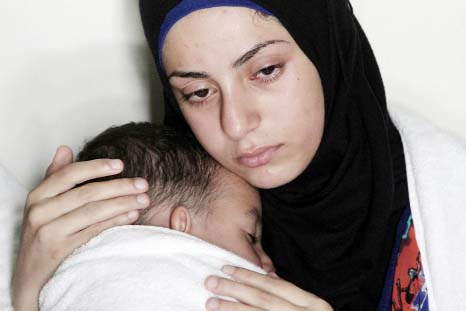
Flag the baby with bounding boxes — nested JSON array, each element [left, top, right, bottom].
[[39, 122, 273, 310]]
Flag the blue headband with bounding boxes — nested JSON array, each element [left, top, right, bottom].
[[157, 0, 273, 67]]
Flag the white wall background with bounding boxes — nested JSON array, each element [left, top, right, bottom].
[[352, 0, 466, 140], [0, 0, 465, 190]]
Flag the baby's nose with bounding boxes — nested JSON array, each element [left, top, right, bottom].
[[261, 260, 275, 274], [257, 251, 275, 273]]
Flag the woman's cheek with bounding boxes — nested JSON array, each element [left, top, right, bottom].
[[184, 113, 232, 167]]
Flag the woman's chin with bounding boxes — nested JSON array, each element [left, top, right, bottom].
[[240, 164, 302, 190]]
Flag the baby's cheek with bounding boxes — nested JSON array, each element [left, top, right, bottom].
[[224, 239, 262, 267]]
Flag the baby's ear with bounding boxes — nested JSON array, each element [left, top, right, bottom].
[[169, 205, 192, 233]]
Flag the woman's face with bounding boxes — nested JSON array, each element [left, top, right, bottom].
[[163, 7, 324, 189]]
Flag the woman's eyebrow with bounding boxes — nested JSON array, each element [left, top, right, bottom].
[[168, 71, 210, 80], [233, 39, 290, 68], [167, 40, 290, 80]]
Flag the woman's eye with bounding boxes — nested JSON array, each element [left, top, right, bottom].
[[193, 89, 209, 98], [183, 88, 211, 104], [253, 64, 283, 83], [260, 66, 276, 76]]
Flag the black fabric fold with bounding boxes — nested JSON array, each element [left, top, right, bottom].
[[139, 1, 409, 309]]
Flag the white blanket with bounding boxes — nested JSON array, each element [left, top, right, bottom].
[[389, 105, 466, 311], [38, 226, 265, 311]]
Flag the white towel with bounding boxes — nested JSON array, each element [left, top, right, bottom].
[[39, 225, 265, 311]]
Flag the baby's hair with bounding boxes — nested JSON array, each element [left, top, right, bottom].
[[77, 122, 221, 223]]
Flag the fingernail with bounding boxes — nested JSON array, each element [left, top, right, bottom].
[[54, 146, 64, 160], [136, 194, 149, 205], [222, 265, 235, 275], [206, 298, 219, 310], [109, 160, 123, 170], [134, 179, 148, 190], [127, 210, 138, 219], [205, 276, 218, 289]]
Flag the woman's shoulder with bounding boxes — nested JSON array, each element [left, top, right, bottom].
[[388, 104, 466, 311], [389, 104, 466, 148], [389, 104, 466, 178], [389, 103, 466, 190]]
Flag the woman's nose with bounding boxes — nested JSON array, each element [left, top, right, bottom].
[[220, 90, 260, 141]]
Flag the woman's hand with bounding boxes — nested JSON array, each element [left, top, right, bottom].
[[204, 266, 333, 311], [12, 146, 150, 311]]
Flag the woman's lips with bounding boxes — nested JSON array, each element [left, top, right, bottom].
[[237, 145, 282, 168]]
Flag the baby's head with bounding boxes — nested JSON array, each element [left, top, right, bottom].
[[78, 122, 273, 272]]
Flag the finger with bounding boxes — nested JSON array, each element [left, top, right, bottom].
[[45, 146, 73, 177], [31, 159, 124, 203], [70, 210, 140, 251], [267, 272, 279, 279], [205, 276, 293, 311], [222, 266, 315, 306], [50, 194, 149, 235], [206, 298, 263, 311], [32, 178, 149, 224]]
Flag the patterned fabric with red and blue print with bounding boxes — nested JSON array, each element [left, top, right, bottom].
[[378, 207, 429, 311]]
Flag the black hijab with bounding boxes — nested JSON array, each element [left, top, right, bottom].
[[139, 1, 409, 309]]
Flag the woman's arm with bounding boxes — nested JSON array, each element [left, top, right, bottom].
[[205, 266, 333, 311], [12, 146, 150, 311]]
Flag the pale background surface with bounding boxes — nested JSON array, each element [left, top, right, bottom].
[[0, 0, 465, 190]]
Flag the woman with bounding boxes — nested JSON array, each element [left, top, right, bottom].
[[12, 1, 466, 311]]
